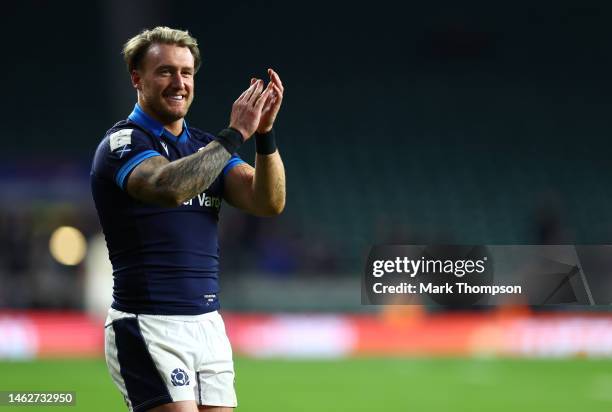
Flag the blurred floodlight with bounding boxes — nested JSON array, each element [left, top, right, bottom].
[[49, 226, 87, 266]]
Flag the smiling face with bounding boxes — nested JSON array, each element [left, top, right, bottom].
[[131, 43, 195, 132]]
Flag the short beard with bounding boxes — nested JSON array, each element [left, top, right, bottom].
[[150, 98, 190, 125], [139, 90, 191, 125], [152, 105, 184, 124]]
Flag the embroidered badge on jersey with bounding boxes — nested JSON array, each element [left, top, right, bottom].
[[109, 129, 133, 158], [170, 368, 190, 386]]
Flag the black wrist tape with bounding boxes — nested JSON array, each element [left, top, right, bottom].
[[215, 128, 244, 154], [255, 129, 277, 155]]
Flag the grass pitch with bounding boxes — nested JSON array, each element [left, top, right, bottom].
[[0, 357, 610, 411]]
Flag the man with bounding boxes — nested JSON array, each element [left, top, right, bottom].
[[90, 26, 285, 412]]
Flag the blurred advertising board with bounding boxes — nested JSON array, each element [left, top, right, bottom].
[[2, 310, 612, 359]]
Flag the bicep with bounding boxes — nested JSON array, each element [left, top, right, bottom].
[[125, 155, 171, 204], [223, 163, 256, 212]]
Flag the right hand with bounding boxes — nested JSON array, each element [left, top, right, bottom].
[[229, 79, 272, 141]]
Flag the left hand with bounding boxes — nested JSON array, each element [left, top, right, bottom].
[[251, 68, 284, 134]]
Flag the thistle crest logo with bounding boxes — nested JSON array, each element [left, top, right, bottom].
[[170, 368, 190, 386]]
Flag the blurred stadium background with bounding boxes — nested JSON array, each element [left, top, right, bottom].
[[3, 1, 612, 410]]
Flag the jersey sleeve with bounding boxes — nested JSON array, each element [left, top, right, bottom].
[[92, 128, 162, 190], [222, 153, 246, 176]]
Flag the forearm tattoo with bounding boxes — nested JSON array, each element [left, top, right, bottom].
[[254, 152, 286, 212], [156, 141, 232, 203]]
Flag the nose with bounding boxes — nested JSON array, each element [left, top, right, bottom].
[[170, 72, 185, 89]]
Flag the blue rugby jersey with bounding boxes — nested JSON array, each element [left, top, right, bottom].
[[90, 104, 245, 315]]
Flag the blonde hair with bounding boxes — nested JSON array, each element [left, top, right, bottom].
[[123, 26, 201, 73]]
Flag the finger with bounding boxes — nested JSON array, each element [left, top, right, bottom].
[[247, 80, 264, 104], [257, 85, 273, 105], [263, 79, 274, 95], [269, 68, 284, 93], [237, 82, 257, 102], [271, 83, 283, 101], [262, 89, 276, 110], [262, 81, 276, 107], [243, 80, 260, 102], [250, 78, 257, 85], [264, 96, 276, 111], [254, 86, 273, 111], [260, 99, 272, 114], [235, 87, 250, 103]]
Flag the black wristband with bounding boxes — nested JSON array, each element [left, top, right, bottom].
[[215, 127, 244, 154], [255, 129, 277, 155]]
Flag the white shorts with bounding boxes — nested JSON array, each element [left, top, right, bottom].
[[104, 308, 237, 412]]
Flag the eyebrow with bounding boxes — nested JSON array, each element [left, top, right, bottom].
[[156, 65, 194, 72]]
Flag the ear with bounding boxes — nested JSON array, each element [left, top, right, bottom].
[[130, 70, 141, 90]]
